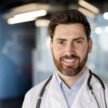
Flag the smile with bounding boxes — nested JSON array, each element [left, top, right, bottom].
[[62, 58, 77, 65]]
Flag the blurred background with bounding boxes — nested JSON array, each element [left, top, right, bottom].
[[0, 0, 108, 108]]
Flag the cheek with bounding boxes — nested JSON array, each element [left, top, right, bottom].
[[51, 46, 63, 60], [77, 46, 88, 59], [53, 49, 62, 59]]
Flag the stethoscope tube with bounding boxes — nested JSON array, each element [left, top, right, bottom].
[[36, 75, 52, 108], [88, 70, 105, 89], [88, 70, 107, 108], [36, 70, 107, 108]]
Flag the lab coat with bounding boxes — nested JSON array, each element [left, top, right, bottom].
[[22, 69, 108, 108]]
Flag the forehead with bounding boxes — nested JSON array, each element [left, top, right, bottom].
[[54, 23, 86, 39]]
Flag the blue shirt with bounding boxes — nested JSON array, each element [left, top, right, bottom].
[[55, 70, 87, 108]]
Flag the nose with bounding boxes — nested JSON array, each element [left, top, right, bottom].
[[65, 43, 76, 56]]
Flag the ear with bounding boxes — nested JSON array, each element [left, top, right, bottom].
[[88, 38, 93, 53], [50, 39, 53, 51]]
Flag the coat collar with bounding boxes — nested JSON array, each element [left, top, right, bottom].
[[45, 68, 102, 108]]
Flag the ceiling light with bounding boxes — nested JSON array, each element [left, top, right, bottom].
[[7, 10, 47, 24], [95, 27, 102, 34], [78, 0, 99, 14], [35, 19, 50, 27], [103, 12, 108, 20], [78, 7, 95, 17]]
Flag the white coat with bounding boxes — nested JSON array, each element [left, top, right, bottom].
[[22, 69, 108, 108]]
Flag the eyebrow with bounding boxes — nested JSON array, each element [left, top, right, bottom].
[[55, 37, 85, 41], [56, 38, 66, 41], [73, 37, 85, 41]]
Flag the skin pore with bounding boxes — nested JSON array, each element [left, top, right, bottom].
[[50, 23, 92, 88]]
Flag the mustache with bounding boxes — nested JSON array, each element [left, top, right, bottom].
[[61, 55, 80, 59]]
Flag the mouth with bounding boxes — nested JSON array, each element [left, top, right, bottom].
[[62, 58, 78, 66]]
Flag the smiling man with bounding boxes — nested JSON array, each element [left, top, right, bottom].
[[51, 23, 91, 76], [22, 9, 108, 108]]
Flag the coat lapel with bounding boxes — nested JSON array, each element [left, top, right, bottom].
[[72, 72, 92, 108], [72, 70, 101, 108], [41, 73, 68, 108]]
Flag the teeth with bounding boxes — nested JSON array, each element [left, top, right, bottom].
[[63, 59, 76, 63]]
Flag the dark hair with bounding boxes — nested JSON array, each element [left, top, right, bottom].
[[48, 9, 91, 40]]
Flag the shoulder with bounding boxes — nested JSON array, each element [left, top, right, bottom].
[[24, 73, 55, 99], [25, 80, 47, 99], [89, 72, 108, 91], [22, 80, 47, 108]]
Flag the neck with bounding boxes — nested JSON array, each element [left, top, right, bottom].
[[57, 67, 86, 88]]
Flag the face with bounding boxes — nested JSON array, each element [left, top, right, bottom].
[[50, 23, 92, 76]]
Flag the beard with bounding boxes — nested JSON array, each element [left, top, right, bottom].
[[52, 50, 88, 76]]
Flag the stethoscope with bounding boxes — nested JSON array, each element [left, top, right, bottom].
[[36, 70, 107, 108]]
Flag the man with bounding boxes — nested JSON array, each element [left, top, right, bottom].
[[22, 9, 108, 108]]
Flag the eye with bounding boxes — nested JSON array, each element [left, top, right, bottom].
[[76, 40, 83, 44], [73, 39, 84, 46], [59, 41, 63, 44], [57, 40, 65, 45]]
